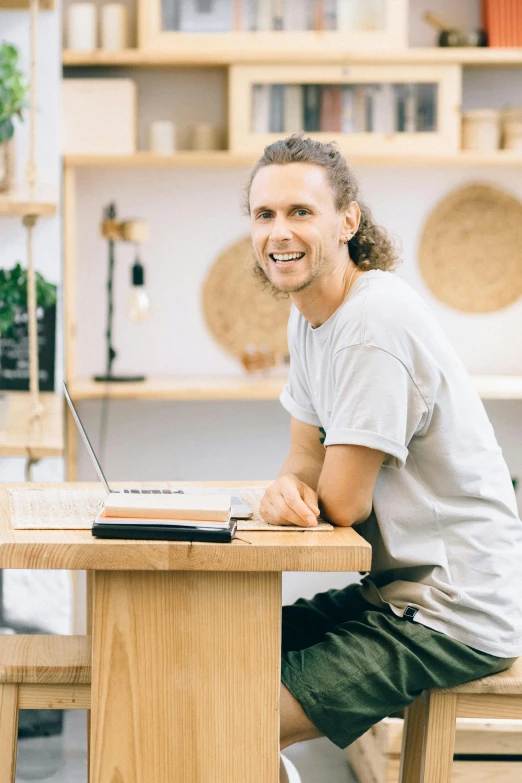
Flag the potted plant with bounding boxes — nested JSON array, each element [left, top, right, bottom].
[[0, 42, 28, 192], [0, 263, 57, 391]]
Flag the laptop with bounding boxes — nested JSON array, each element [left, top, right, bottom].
[[63, 382, 253, 519]]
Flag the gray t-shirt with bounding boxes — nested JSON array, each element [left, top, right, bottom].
[[280, 269, 522, 657]]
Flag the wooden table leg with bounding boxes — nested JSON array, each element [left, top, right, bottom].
[[90, 570, 282, 783]]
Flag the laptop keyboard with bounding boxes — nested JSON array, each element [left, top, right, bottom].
[[122, 489, 184, 494]]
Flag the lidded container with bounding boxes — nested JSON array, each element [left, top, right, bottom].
[[502, 108, 522, 151], [461, 109, 501, 151]]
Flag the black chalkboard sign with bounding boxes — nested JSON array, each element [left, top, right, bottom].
[[0, 305, 56, 391]]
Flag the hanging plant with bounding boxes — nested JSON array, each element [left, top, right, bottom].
[[0, 41, 29, 144], [0, 263, 57, 334]]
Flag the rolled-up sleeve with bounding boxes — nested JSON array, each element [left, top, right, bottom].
[[324, 345, 429, 469]]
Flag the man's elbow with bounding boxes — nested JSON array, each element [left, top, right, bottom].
[[319, 498, 372, 528]]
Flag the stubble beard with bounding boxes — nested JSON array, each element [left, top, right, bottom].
[[252, 251, 322, 298]]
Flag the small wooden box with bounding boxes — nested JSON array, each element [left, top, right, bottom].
[[229, 64, 461, 157], [62, 79, 137, 155], [346, 716, 522, 783]]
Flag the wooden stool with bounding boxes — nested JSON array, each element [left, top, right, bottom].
[[399, 657, 522, 783], [0, 635, 91, 783]]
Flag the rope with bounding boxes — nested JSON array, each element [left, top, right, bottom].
[[24, 0, 44, 444], [26, 0, 38, 199]]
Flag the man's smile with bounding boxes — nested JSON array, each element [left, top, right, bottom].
[[269, 251, 306, 265]]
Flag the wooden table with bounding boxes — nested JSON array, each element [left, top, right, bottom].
[[0, 482, 372, 782]]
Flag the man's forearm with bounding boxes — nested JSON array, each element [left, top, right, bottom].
[[277, 451, 324, 491]]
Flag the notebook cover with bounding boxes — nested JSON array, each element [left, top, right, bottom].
[[92, 519, 237, 542], [102, 493, 231, 522]]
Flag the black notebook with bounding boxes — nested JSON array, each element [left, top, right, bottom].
[[92, 519, 237, 542]]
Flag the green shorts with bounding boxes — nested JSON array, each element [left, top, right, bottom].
[[281, 582, 515, 749]]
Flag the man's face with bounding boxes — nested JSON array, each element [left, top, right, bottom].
[[249, 162, 346, 295]]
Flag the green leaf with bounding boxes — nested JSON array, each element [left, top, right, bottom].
[[0, 41, 28, 134], [0, 263, 57, 334]]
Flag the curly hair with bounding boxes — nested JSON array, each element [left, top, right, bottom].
[[243, 133, 400, 272]]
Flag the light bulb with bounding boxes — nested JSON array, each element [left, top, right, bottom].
[[127, 258, 151, 323]]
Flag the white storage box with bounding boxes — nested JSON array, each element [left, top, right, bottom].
[[62, 78, 137, 155]]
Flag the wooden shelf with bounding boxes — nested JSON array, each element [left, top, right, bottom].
[[62, 46, 522, 68], [0, 0, 53, 7], [67, 374, 522, 402], [0, 195, 57, 217], [0, 392, 63, 458], [68, 375, 288, 401], [64, 150, 522, 169], [64, 152, 254, 169]]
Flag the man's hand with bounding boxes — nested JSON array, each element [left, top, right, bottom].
[[259, 474, 320, 527]]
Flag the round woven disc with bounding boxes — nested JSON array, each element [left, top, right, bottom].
[[418, 184, 522, 313], [202, 235, 291, 357]]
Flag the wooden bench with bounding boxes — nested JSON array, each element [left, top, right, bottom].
[[399, 657, 522, 783], [0, 635, 91, 783]]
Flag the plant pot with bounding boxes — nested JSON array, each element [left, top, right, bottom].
[[0, 305, 57, 391], [0, 139, 13, 192]]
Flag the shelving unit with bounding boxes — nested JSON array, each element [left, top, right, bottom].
[[62, 1, 522, 479]]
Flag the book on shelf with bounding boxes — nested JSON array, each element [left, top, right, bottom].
[[285, 0, 315, 30], [162, 0, 181, 31], [284, 84, 304, 133], [320, 85, 342, 132], [354, 85, 367, 132], [364, 86, 376, 133], [252, 83, 270, 132], [272, 0, 284, 30], [394, 84, 416, 133], [303, 84, 321, 131], [372, 83, 395, 134], [177, 0, 233, 33], [415, 83, 437, 132], [337, 0, 387, 32], [322, 0, 337, 29], [269, 84, 285, 132], [341, 86, 355, 133], [255, 0, 273, 30], [482, 0, 522, 46]]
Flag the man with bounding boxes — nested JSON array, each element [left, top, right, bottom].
[[245, 134, 522, 782]]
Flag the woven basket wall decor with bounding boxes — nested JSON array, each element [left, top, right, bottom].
[[418, 183, 522, 313], [202, 235, 291, 357]]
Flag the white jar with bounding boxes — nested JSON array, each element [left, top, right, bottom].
[[461, 109, 501, 152], [149, 121, 176, 155], [502, 108, 522, 151], [67, 3, 97, 51], [101, 4, 129, 51]]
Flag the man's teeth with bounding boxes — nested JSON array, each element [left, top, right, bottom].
[[272, 252, 304, 262]]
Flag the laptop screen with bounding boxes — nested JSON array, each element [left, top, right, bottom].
[[62, 381, 111, 494]]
